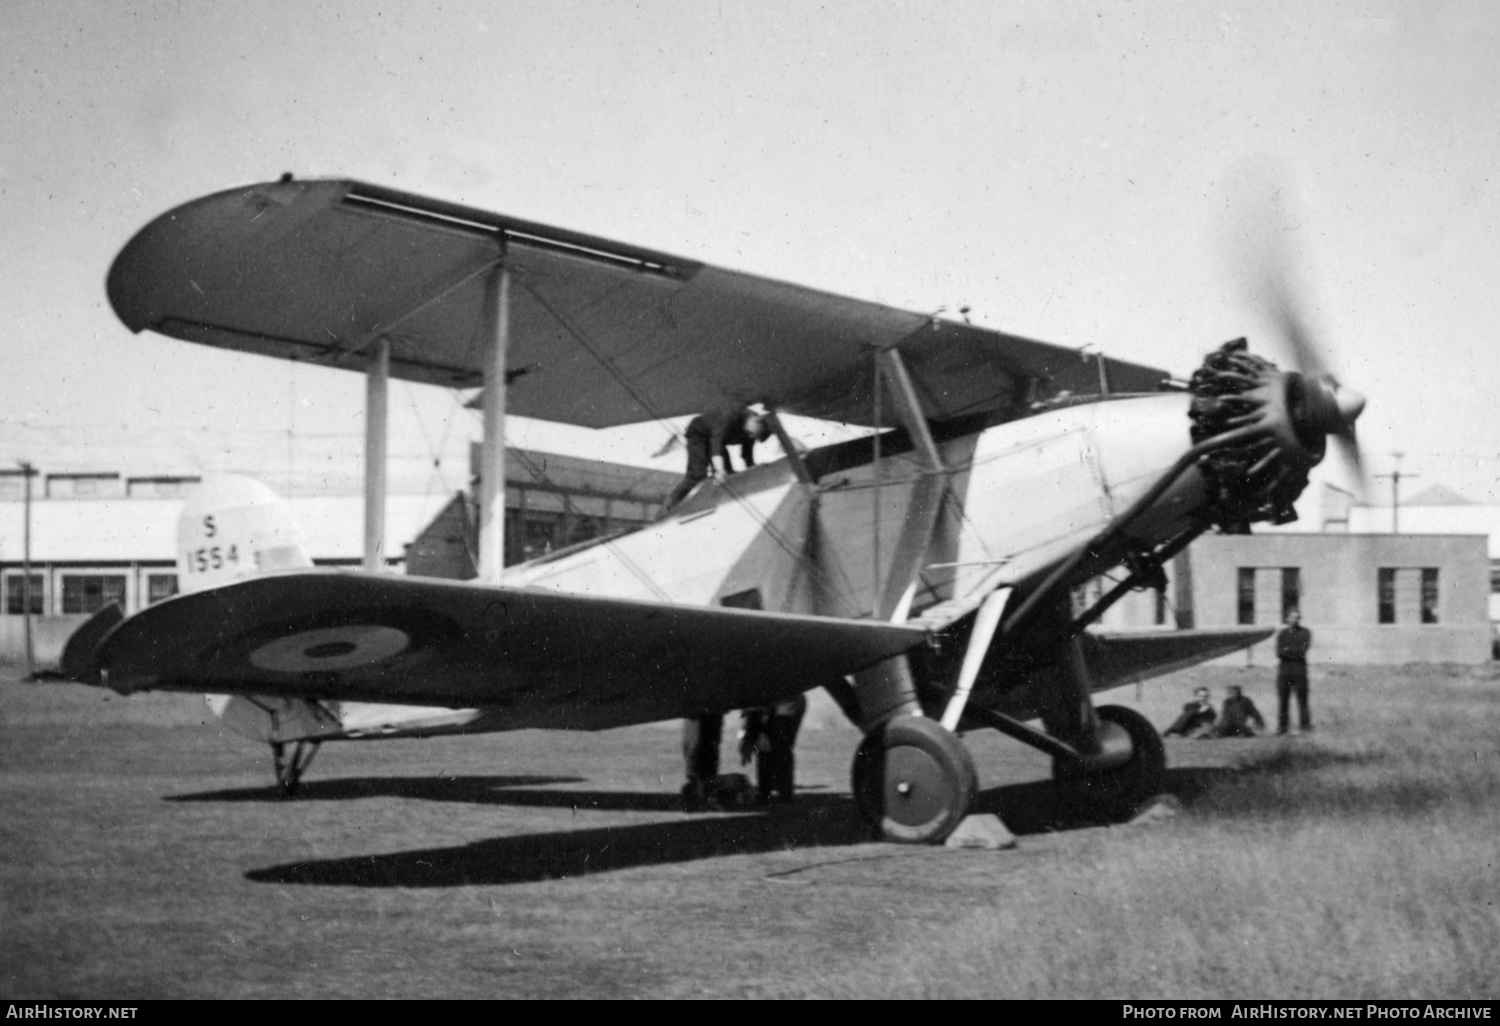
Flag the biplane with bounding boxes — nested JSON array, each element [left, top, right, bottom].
[[63, 176, 1365, 843]]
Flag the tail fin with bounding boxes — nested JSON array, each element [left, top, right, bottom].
[[176, 475, 312, 594], [178, 478, 336, 741]]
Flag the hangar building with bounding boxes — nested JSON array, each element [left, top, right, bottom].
[[0, 450, 679, 667]]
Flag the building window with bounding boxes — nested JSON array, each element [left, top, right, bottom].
[[1420, 568, 1440, 624], [1281, 567, 1301, 622], [147, 574, 179, 605], [61, 574, 126, 615], [1377, 568, 1396, 624], [561, 513, 604, 548], [521, 512, 559, 560], [4, 573, 44, 615], [1237, 568, 1256, 625], [1377, 567, 1440, 625]]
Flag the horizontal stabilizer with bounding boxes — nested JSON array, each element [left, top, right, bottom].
[[59, 602, 126, 684]]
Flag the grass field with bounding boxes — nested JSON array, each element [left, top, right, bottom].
[[2, 662, 1497, 999]]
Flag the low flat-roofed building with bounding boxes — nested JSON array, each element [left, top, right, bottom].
[[1101, 532, 1491, 665]]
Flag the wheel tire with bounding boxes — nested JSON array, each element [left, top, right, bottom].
[[852, 715, 977, 844], [1055, 704, 1166, 816]]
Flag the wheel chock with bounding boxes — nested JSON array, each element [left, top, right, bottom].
[[943, 813, 1017, 850]]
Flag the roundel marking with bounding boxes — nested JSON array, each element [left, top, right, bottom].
[[249, 625, 411, 673]]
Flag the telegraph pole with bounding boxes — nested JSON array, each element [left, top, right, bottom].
[[1375, 452, 1419, 535], [18, 461, 36, 679]]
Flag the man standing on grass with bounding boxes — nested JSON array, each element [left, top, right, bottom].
[[1275, 610, 1313, 734]]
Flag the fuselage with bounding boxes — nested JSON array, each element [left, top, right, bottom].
[[201, 392, 1208, 743], [506, 392, 1202, 613]]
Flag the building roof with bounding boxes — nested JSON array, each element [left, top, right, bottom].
[[1347, 504, 1500, 558], [478, 444, 680, 501], [0, 492, 455, 563], [1404, 484, 1474, 507]]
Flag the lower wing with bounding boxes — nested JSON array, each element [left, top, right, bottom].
[[63, 570, 927, 731], [1082, 627, 1274, 692]]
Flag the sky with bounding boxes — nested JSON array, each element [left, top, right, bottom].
[[3, 0, 1499, 508]]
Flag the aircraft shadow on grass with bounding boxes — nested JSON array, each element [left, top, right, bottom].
[[166, 775, 588, 805], [236, 764, 1240, 888]]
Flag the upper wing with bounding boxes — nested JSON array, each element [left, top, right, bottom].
[[1081, 627, 1275, 692], [107, 177, 1171, 428], [70, 570, 927, 731]]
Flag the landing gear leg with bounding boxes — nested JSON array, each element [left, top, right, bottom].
[[1042, 631, 1165, 817], [852, 716, 976, 844], [271, 740, 321, 797], [1053, 705, 1165, 816]]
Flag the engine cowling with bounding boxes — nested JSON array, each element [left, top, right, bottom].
[[1188, 338, 1364, 528]]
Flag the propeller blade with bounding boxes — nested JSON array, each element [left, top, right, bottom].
[[1220, 157, 1331, 380], [1264, 268, 1328, 381], [1220, 157, 1368, 497], [1332, 427, 1368, 499]]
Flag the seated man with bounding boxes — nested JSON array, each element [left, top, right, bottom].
[[1210, 684, 1266, 738], [1163, 686, 1216, 738]]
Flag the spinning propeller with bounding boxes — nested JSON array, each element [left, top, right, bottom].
[[1252, 245, 1367, 493], [1223, 162, 1368, 496]]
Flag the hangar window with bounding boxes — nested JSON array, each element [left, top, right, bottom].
[[61, 574, 126, 615], [4, 573, 45, 615], [147, 574, 179, 605], [521, 512, 560, 560]]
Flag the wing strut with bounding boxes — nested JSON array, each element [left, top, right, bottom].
[[878, 349, 945, 473], [363, 337, 390, 572], [477, 258, 511, 583], [938, 587, 1011, 730], [765, 410, 814, 486], [872, 348, 949, 621]]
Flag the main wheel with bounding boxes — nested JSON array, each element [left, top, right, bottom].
[[852, 715, 977, 844], [1054, 704, 1166, 815]]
